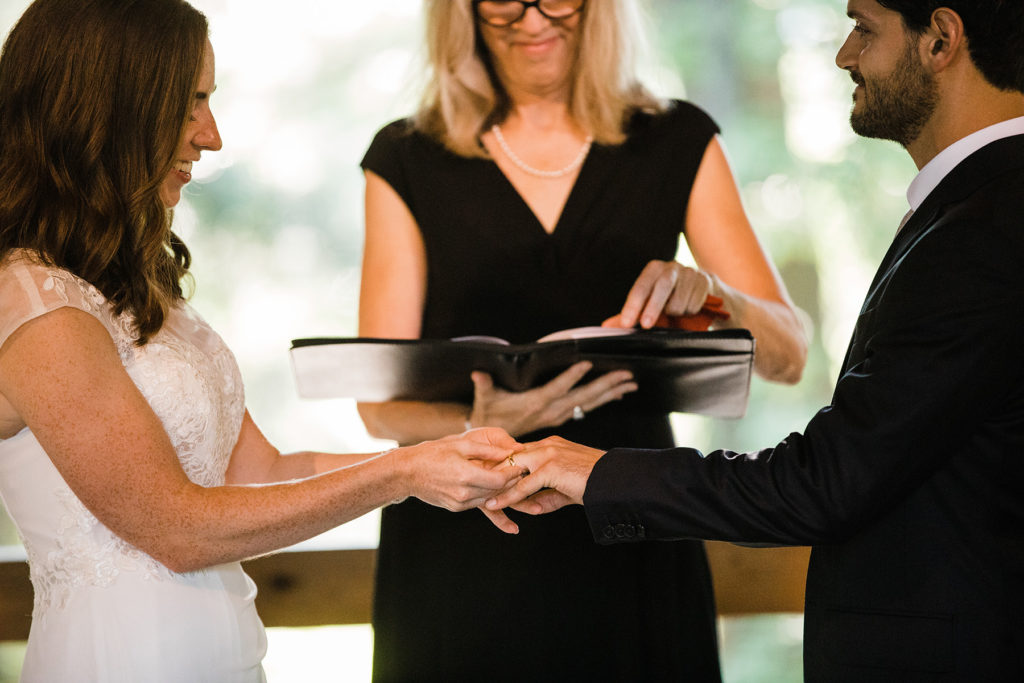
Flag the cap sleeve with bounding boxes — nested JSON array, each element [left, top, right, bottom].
[[360, 118, 425, 212], [0, 252, 113, 351]]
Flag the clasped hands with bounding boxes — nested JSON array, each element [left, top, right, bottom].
[[432, 260, 718, 531], [486, 434, 605, 534], [431, 428, 603, 535]]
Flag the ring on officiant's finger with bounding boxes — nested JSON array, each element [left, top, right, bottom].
[[572, 405, 585, 421], [507, 455, 517, 468]]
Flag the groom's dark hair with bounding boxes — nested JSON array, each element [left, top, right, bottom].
[[876, 0, 1024, 93]]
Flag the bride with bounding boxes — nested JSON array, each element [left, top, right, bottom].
[[0, 1, 524, 680]]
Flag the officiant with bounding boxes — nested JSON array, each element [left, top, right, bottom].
[[353, 1, 808, 680]]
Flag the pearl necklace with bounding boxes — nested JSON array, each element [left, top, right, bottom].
[[491, 124, 593, 179]]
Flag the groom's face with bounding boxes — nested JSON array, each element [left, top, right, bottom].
[[836, 0, 938, 147]]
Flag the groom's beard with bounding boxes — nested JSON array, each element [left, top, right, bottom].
[[849, 41, 938, 148]]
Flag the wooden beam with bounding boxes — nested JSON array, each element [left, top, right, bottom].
[[243, 549, 376, 628], [706, 542, 810, 614], [0, 556, 31, 641], [0, 549, 378, 641], [0, 543, 809, 641]]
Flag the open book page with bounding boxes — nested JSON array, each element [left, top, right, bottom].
[[536, 326, 634, 343], [452, 326, 635, 345], [450, 335, 510, 345]]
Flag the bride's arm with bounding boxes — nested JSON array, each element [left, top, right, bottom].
[[0, 308, 523, 573], [223, 410, 386, 484]]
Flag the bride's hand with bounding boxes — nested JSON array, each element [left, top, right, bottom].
[[467, 363, 637, 437], [394, 428, 525, 523]]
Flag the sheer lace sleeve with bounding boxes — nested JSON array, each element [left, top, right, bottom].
[[0, 249, 122, 353]]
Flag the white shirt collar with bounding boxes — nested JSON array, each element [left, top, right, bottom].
[[907, 116, 1024, 211]]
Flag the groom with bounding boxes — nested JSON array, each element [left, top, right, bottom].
[[489, 1, 1024, 680]]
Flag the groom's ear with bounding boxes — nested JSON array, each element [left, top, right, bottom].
[[921, 7, 965, 72]]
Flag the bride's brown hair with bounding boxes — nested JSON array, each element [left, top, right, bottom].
[[0, 0, 208, 343]]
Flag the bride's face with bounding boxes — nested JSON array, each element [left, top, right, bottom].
[[477, 3, 583, 98], [159, 39, 222, 208]]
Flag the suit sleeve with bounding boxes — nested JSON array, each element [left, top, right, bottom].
[[584, 210, 1022, 546]]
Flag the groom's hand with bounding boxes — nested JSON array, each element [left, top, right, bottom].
[[485, 436, 605, 515]]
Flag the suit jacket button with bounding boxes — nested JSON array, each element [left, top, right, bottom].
[[603, 526, 616, 540]]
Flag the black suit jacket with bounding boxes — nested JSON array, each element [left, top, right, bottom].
[[585, 134, 1024, 681]]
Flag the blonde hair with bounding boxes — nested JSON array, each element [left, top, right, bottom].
[[416, 0, 665, 158]]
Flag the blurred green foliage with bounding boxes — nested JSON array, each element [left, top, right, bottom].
[[647, 0, 915, 456]]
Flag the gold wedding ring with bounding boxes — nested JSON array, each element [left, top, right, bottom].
[[507, 455, 517, 468]]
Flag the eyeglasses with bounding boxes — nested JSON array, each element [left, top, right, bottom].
[[473, 0, 586, 28]]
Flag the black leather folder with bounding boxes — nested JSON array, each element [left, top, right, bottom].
[[290, 328, 755, 418]]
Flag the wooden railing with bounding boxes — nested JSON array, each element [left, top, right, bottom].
[[0, 543, 809, 641]]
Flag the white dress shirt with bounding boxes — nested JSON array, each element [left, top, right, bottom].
[[907, 116, 1024, 212]]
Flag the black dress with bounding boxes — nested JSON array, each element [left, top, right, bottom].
[[361, 101, 723, 682]]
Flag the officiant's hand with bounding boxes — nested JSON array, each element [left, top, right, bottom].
[[396, 427, 526, 533], [605, 260, 717, 330], [485, 436, 606, 515], [467, 362, 637, 438]]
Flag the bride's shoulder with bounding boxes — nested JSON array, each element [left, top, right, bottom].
[[0, 249, 112, 347], [3, 249, 104, 302]]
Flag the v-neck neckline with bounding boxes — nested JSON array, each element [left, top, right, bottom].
[[483, 142, 610, 240]]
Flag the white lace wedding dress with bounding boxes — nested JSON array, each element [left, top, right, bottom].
[[0, 250, 267, 682]]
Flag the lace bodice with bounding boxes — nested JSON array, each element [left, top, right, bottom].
[[0, 249, 246, 617]]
